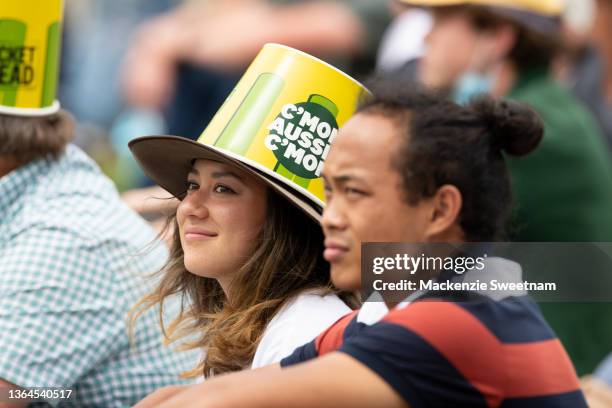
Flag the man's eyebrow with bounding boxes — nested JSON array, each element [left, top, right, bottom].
[[335, 175, 358, 183], [188, 168, 199, 176], [323, 174, 364, 184]]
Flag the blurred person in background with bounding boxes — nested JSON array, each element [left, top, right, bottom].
[[556, 0, 612, 151], [60, 0, 175, 130], [579, 354, 612, 407], [121, 0, 390, 139], [59, 0, 178, 191], [401, 0, 612, 376], [376, 2, 432, 76], [581, 377, 612, 407], [0, 1, 196, 406]]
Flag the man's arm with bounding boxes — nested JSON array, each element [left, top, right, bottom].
[[133, 384, 192, 408], [137, 354, 408, 408], [134, 364, 282, 407]]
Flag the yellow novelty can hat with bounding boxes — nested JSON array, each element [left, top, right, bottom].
[[129, 44, 369, 221], [0, 0, 63, 116]]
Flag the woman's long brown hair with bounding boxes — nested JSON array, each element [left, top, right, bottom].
[[130, 190, 357, 377]]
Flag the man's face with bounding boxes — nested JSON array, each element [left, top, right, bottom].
[[321, 113, 433, 291], [420, 9, 482, 89]]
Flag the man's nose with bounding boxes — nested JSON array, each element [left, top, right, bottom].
[[322, 199, 348, 233]]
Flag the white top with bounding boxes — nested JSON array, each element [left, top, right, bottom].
[[251, 289, 352, 368]]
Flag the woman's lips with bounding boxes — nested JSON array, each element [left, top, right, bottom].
[[183, 228, 218, 241]]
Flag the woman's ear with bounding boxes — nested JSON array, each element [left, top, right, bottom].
[[424, 184, 463, 239]]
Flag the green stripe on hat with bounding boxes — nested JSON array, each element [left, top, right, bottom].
[[0, 19, 27, 107], [41, 21, 61, 108]]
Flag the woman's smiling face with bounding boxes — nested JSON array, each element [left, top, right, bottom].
[[176, 159, 269, 291]]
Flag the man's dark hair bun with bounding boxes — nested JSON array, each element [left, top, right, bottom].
[[469, 97, 544, 157]]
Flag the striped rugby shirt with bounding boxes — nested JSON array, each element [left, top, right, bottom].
[[281, 258, 587, 407]]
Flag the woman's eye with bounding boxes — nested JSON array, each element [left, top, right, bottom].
[[214, 184, 236, 194]]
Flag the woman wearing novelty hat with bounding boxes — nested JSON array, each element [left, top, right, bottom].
[[129, 44, 367, 377]]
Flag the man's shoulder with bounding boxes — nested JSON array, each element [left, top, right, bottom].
[[315, 309, 360, 355], [18, 145, 154, 236], [382, 296, 557, 348], [11, 145, 116, 215], [381, 300, 486, 343], [358, 298, 584, 406], [44, 145, 116, 195], [2, 145, 164, 278], [14, 190, 151, 246], [377, 297, 569, 369]]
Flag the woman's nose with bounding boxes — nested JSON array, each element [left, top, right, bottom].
[[178, 189, 211, 220]]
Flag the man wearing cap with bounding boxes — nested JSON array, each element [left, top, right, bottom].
[[0, 1, 196, 407], [395, 0, 612, 376]]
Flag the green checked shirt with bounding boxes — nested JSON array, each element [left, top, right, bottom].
[[0, 145, 196, 407]]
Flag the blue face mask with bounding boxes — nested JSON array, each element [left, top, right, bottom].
[[452, 71, 494, 105]]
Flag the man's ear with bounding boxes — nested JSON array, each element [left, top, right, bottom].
[[425, 184, 462, 239]]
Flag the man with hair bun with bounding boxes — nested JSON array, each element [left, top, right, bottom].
[[400, 0, 612, 376], [136, 81, 586, 408], [0, 1, 195, 406]]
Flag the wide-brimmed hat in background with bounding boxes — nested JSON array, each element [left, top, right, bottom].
[[400, 0, 564, 35]]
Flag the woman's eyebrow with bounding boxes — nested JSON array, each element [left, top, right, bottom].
[[188, 168, 243, 181], [210, 171, 243, 181]]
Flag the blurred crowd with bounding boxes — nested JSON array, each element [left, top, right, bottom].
[[62, 0, 612, 188]]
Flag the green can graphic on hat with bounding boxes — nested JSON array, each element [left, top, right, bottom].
[[0, 0, 64, 116], [267, 93, 339, 190], [130, 43, 369, 220]]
